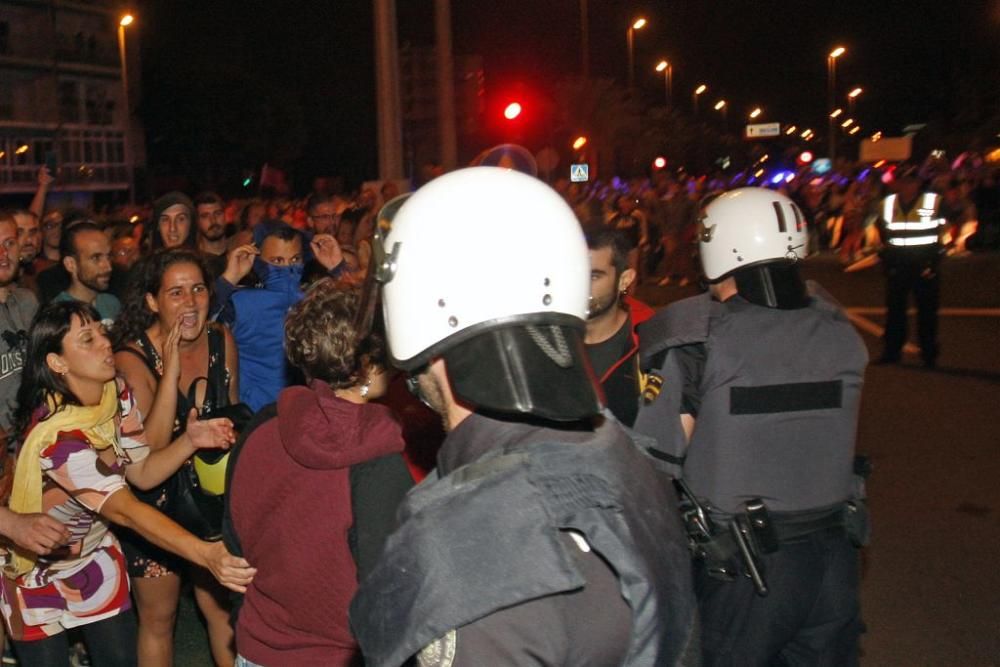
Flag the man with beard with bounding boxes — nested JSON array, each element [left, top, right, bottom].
[[584, 227, 654, 427], [195, 192, 229, 278], [53, 221, 120, 325]]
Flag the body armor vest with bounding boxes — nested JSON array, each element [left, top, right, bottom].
[[350, 419, 699, 666], [637, 285, 867, 514]]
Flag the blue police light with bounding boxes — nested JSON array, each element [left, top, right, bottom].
[[811, 158, 833, 175]]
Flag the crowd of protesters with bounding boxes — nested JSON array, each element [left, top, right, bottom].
[[0, 148, 994, 665]]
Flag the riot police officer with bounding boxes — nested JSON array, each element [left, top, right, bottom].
[[350, 167, 698, 666], [635, 187, 869, 665]]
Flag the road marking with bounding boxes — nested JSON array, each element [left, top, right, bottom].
[[846, 307, 1000, 317], [845, 307, 999, 357], [846, 312, 921, 355]]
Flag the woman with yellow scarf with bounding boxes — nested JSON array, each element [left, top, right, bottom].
[[0, 301, 255, 666]]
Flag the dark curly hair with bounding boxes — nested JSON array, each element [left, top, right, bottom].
[[284, 279, 385, 388], [14, 301, 103, 438], [111, 249, 211, 350]]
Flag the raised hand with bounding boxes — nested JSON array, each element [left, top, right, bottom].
[[310, 233, 344, 272], [160, 316, 183, 386], [222, 244, 259, 285]]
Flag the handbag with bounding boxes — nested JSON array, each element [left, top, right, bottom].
[[170, 326, 253, 540]]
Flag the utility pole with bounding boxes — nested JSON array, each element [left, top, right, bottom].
[[374, 0, 404, 180], [435, 0, 457, 171]]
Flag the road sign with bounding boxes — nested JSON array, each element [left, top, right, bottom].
[[570, 163, 589, 182], [859, 136, 913, 163], [745, 122, 781, 139]]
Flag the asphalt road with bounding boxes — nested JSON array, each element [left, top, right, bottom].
[[174, 251, 1000, 666]]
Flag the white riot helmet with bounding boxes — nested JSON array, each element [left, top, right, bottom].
[[699, 187, 810, 308], [699, 187, 808, 280], [377, 166, 600, 421]]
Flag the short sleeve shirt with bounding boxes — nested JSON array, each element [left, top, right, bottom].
[[0, 379, 149, 641]]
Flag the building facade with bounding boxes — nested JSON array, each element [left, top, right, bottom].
[[399, 44, 484, 171], [0, 0, 143, 198]]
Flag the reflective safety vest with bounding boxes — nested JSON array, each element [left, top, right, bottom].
[[879, 192, 945, 248]]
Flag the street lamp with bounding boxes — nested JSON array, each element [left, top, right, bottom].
[[848, 86, 863, 114], [693, 84, 707, 115], [714, 99, 728, 130], [830, 108, 843, 119], [572, 136, 588, 150], [827, 46, 845, 161], [749, 107, 762, 120], [841, 118, 854, 128], [626, 17, 647, 88], [117, 13, 135, 204], [655, 60, 673, 107]]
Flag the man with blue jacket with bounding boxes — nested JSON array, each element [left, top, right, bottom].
[[222, 221, 344, 410]]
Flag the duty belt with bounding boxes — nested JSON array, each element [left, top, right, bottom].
[[676, 478, 860, 597]]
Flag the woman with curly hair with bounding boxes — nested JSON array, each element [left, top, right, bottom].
[[224, 281, 412, 667], [2, 301, 252, 665], [112, 250, 241, 667]]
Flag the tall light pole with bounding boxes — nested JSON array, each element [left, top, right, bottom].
[[626, 17, 647, 89], [435, 0, 457, 171], [117, 13, 134, 204], [655, 60, 673, 107], [827, 46, 845, 162], [714, 99, 727, 132], [374, 0, 404, 181], [693, 84, 707, 116], [848, 86, 863, 115]]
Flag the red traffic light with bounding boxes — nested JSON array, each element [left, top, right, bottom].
[[798, 151, 814, 164], [503, 102, 522, 120], [653, 156, 667, 170]]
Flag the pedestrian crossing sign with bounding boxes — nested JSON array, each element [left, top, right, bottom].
[[570, 163, 589, 182]]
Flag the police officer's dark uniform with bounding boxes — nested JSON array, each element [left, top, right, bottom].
[[635, 188, 869, 666], [876, 167, 947, 367], [348, 167, 699, 666]]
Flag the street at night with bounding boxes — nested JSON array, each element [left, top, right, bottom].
[[2, 0, 999, 664]]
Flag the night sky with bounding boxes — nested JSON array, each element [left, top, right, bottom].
[[139, 0, 999, 189]]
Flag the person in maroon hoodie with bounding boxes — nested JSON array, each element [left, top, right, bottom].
[[223, 281, 412, 667]]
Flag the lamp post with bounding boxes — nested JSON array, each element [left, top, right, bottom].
[[655, 60, 673, 107], [827, 46, 845, 162], [117, 13, 134, 204], [714, 99, 727, 131], [626, 17, 647, 89], [848, 86, 862, 115], [693, 84, 706, 116], [749, 107, 762, 120]]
